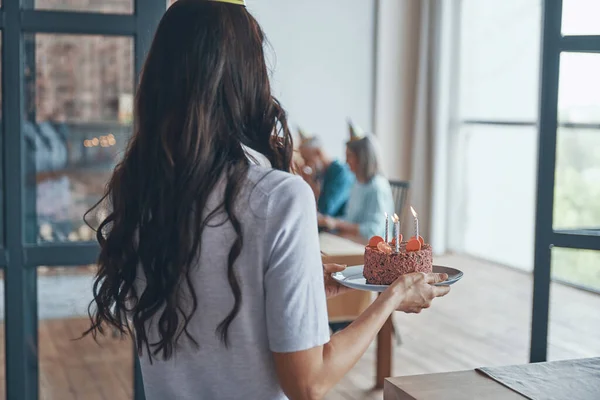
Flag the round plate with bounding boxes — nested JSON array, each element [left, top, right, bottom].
[[332, 265, 463, 293]]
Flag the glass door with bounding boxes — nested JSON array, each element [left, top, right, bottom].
[[1, 0, 165, 398]]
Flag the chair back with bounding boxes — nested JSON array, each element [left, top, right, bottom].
[[389, 180, 410, 220]]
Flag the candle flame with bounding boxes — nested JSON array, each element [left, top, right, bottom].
[[385, 212, 388, 218], [393, 213, 399, 222], [410, 206, 418, 218]]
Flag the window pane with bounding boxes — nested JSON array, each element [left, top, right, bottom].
[[24, 34, 134, 243], [33, 0, 133, 14], [549, 248, 600, 361], [562, 0, 600, 35], [448, 124, 536, 272], [558, 53, 600, 125], [553, 128, 600, 230], [458, 0, 542, 121], [552, 248, 600, 291], [38, 266, 133, 399]]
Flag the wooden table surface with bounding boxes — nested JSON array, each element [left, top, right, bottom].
[[384, 370, 525, 400], [319, 232, 366, 266], [319, 232, 393, 390]]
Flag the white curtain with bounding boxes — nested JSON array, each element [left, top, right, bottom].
[[375, 0, 456, 253]]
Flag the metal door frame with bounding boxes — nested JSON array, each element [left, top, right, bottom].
[[531, 0, 600, 362]]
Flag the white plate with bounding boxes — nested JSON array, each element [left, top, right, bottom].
[[332, 265, 464, 293]]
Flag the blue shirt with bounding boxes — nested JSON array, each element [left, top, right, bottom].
[[344, 174, 395, 239], [317, 160, 355, 217]]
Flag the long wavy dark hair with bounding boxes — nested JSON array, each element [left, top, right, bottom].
[[84, 0, 293, 362]]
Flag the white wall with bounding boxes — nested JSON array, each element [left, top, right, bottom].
[[249, 0, 375, 160]]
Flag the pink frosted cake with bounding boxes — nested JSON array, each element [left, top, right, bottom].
[[363, 237, 433, 285]]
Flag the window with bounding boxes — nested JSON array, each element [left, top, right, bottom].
[[0, 1, 165, 398], [449, 0, 542, 272], [562, 0, 600, 35], [32, 0, 133, 14], [450, 0, 600, 363], [23, 34, 134, 244], [458, 0, 541, 122], [548, 249, 600, 361]]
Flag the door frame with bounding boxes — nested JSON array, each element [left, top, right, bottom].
[[531, 0, 600, 362]]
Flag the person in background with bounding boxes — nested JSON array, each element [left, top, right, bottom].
[[298, 129, 354, 217], [319, 121, 394, 240]]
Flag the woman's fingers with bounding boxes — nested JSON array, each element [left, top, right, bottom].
[[323, 264, 351, 298], [323, 263, 346, 274], [432, 285, 451, 298], [423, 272, 448, 284], [391, 271, 452, 313]]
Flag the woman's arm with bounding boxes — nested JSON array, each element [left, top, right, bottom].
[[317, 214, 360, 237], [273, 272, 450, 400], [265, 176, 449, 399]]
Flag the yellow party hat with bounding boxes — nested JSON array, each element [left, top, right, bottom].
[[210, 0, 245, 6], [297, 127, 314, 146]]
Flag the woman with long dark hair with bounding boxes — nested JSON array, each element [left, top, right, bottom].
[[85, 1, 450, 399]]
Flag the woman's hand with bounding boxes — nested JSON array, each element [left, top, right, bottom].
[[318, 214, 337, 230], [387, 272, 450, 313], [323, 263, 351, 298]]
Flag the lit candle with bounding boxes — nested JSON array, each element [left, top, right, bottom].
[[384, 212, 389, 243], [391, 214, 396, 246], [410, 206, 419, 240], [393, 213, 400, 252]]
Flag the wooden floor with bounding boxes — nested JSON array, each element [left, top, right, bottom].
[[0, 317, 133, 400], [0, 254, 598, 399], [326, 254, 600, 399]]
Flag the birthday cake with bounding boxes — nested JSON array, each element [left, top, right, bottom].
[[363, 212, 433, 285]]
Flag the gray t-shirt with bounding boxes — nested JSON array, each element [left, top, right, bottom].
[[138, 160, 330, 399]]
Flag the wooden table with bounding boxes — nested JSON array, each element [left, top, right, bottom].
[[319, 232, 394, 389], [385, 357, 600, 399], [384, 370, 525, 399]]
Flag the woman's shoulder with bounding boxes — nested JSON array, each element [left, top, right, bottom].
[[329, 159, 351, 173], [360, 175, 392, 200], [247, 166, 309, 196], [370, 174, 392, 189], [245, 166, 314, 219]]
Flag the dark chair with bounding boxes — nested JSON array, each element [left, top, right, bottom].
[[389, 180, 410, 220]]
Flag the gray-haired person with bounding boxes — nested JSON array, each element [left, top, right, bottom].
[[318, 121, 394, 240]]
